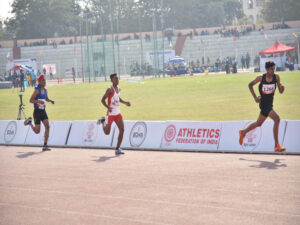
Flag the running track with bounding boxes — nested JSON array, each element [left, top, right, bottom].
[[0, 146, 299, 225]]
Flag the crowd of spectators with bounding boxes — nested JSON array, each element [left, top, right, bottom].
[[129, 61, 153, 76]]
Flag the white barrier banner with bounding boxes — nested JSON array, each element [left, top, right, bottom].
[[112, 121, 166, 149], [160, 121, 221, 150], [0, 120, 30, 145], [219, 120, 286, 152], [25, 121, 71, 146], [283, 120, 300, 153], [67, 121, 115, 147]]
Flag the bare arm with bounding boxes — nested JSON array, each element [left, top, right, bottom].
[[101, 88, 113, 111], [248, 76, 262, 103], [276, 74, 285, 94], [30, 90, 44, 104], [46, 96, 55, 104], [120, 97, 131, 106]]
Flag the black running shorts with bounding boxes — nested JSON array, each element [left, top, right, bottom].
[[259, 105, 273, 117], [33, 109, 48, 125]]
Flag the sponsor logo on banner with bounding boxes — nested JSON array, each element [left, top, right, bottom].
[[164, 125, 177, 144], [129, 122, 147, 147], [4, 121, 17, 143], [163, 124, 220, 147], [83, 122, 98, 144], [242, 122, 262, 150]]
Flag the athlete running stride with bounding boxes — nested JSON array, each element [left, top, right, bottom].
[[98, 73, 131, 155], [24, 74, 55, 151], [239, 61, 286, 152]]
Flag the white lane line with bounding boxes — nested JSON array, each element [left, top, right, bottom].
[[0, 174, 300, 198], [0, 186, 300, 218], [0, 202, 172, 225]]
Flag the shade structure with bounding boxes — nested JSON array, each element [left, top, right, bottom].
[[259, 41, 296, 55]]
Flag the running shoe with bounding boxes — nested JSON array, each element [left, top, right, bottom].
[[115, 148, 125, 155], [42, 145, 51, 151], [97, 116, 105, 125], [274, 144, 286, 152], [239, 130, 245, 145], [24, 117, 32, 126]]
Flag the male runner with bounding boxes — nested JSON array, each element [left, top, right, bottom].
[[24, 74, 55, 151], [98, 73, 131, 155], [239, 61, 285, 152]]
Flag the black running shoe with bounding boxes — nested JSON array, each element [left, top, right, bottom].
[[24, 117, 32, 126], [42, 145, 51, 151], [97, 116, 105, 125]]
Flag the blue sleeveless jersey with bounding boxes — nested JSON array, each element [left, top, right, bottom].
[[34, 84, 47, 110]]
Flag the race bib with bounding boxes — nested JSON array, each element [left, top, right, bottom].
[[262, 84, 275, 94], [37, 99, 46, 109]]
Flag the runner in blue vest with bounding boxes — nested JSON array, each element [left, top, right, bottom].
[[24, 74, 55, 151]]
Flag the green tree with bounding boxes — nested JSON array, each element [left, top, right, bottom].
[[5, 0, 81, 39], [261, 0, 300, 22]]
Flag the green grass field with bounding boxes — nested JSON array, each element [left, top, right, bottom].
[[1, 71, 300, 121]]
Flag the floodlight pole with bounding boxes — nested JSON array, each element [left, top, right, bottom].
[[161, 0, 165, 78], [109, 0, 116, 74]]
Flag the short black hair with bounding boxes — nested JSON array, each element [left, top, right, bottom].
[[110, 73, 117, 80], [265, 61, 275, 69]]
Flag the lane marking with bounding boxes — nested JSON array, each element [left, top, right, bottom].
[[0, 186, 300, 218], [0, 202, 172, 225], [0, 173, 300, 198]]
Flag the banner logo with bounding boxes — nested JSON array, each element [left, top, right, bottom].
[[83, 122, 98, 145], [242, 122, 262, 150], [129, 122, 147, 147], [4, 121, 17, 143], [164, 125, 177, 143]]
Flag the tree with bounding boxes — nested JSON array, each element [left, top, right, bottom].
[[5, 0, 81, 39], [261, 0, 300, 22]]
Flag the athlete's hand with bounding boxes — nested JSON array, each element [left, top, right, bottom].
[[255, 96, 261, 103], [280, 85, 285, 93], [125, 101, 131, 107], [50, 100, 55, 104], [108, 107, 113, 112]]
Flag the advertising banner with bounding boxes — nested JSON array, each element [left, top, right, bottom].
[[67, 121, 115, 148], [0, 120, 30, 145], [25, 121, 71, 146], [112, 121, 166, 149], [218, 120, 287, 152], [160, 121, 221, 151], [282, 120, 300, 152]]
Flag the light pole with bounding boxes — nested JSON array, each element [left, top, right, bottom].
[[100, 14, 107, 81], [109, 0, 116, 74], [85, 11, 91, 83], [152, 0, 159, 77], [160, 0, 165, 77]]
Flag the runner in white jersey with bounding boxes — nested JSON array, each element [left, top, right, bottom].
[[98, 73, 131, 155]]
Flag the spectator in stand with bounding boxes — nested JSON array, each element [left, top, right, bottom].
[[232, 58, 237, 73], [43, 68, 46, 75]]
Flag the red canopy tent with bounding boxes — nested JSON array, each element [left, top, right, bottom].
[[259, 41, 296, 55]]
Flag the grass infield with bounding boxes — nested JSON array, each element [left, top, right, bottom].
[[0, 71, 299, 121]]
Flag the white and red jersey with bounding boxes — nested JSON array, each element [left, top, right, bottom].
[[107, 86, 121, 116]]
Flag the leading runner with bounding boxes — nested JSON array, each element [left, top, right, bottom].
[[98, 73, 131, 155], [239, 61, 286, 152], [24, 74, 55, 151]]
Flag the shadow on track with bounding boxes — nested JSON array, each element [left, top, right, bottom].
[[17, 151, 45, 158], [92, 155, 120, 163], [239, 158, 287, 170]]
